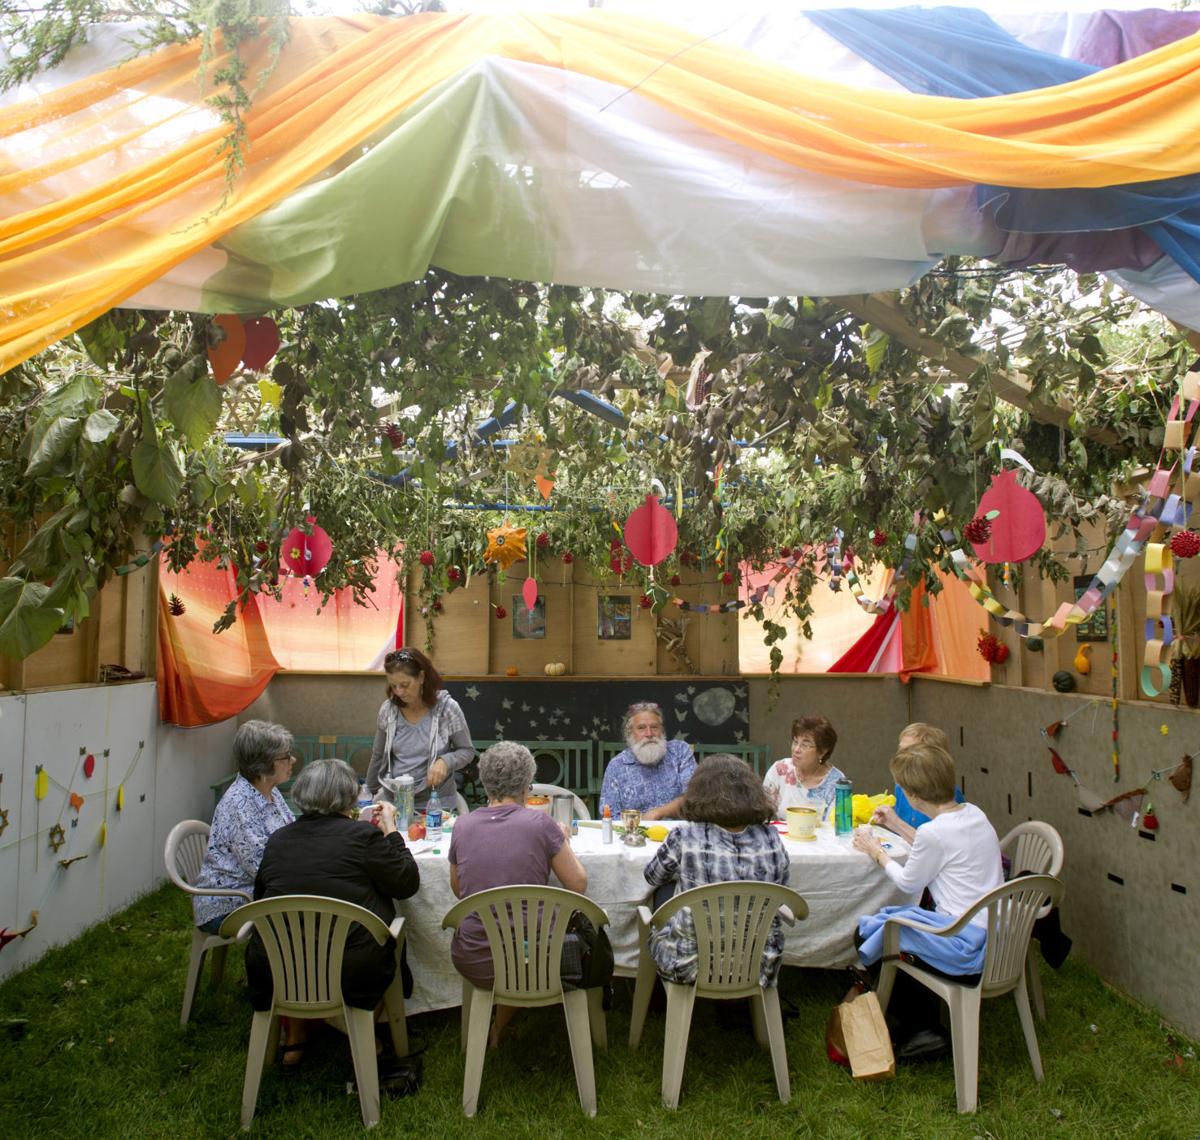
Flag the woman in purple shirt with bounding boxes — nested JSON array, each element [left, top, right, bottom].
[[449, 741, 587, 1047]]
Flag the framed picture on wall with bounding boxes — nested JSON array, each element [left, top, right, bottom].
[[1073, 575, 1108, 642], [512, 594, 546, 639], [597, 594, 632, 640]]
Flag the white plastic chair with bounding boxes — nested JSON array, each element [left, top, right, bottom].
[[999, 820, 1064, 1021], [628, 881, 808, 1108], [219, 895, 408, 1131], [441, 885, 610, 1117], [454, 792, 471, 816], [876, 873, 1064, 1114], [163, 820, 251, 1026], [531, 783, 592, 820]]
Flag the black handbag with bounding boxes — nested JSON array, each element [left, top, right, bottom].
[[560, 911, 614, 991]]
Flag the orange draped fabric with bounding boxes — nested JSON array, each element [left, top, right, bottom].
[[5, 13, 1200, 369], [157, 552, 404, 726], [157, 558, 279, 727]]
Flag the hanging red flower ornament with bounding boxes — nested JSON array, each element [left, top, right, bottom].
[[493, 605, 507, 620], [280, 516, 333, 577], [679, 551, 691, 566], [623, 493, 678, 566], [167, 593, 186, 616], [254, 540, 270, 555], [639, 594, 653, 609], [483, 523, 527, 571], [1142, 802, 1159, 830], [721, 571, 735, 586], [962, 515, 993, 545], [83, 753, 96, 778], [670, 575, 681, 587], [1170, 530, 1200, 559], [561, 552, 574, 565], [976, 632, 1009, 664], [432, 599, 444, 614], [448, 567, 462, 583], [418, 550, 435, 568], [536, 531, 550, 549], [609, 538, 634, 576], [381, 423, 405, 448], [779, 547, 792, 559], [871, 530, 888, 548]]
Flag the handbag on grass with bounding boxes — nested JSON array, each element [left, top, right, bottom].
[[560, 911, 615, 991]]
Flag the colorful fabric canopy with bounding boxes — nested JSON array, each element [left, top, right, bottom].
[[3, 5, 1200, 373]]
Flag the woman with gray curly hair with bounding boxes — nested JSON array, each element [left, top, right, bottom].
[[448, 741, 587, 1046], [246, 758, 420, 1066], [194, 720, 297, 935]]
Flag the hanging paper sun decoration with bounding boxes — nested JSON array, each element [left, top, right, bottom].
[[483, 523, 527, 571]]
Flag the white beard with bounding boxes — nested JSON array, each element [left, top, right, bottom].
[[630, 737, 667, 767]]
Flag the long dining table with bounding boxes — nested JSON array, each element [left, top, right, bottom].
[[396, 817, 915, 1016]]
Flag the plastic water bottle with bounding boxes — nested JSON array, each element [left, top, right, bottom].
[[395, 774, 415, 831], [356, 781, 375, 824], [425, 789, 443, 845], [834, 778, 853, 837]]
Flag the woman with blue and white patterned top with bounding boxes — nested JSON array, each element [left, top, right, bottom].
[[644, 754, 790, 988], [193, 720, 296, 934], [762, 715, 845, 815]]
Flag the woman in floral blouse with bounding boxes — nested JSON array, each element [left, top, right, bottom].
[[643, 754, 790, 988], [761, 715, 845, 816], [193, 720, 296, 934]]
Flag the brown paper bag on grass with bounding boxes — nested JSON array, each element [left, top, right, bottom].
[[831, 988, 895, 1080]]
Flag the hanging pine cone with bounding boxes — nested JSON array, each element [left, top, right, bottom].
[[963, 515, 992, 545], [1170, 530, 1200, 559], [167, 594, 186, 616]]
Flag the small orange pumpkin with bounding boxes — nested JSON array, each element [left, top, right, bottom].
[[505, 666, 519, 677]]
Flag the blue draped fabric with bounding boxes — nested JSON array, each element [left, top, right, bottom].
[[808, 6, 1200, 282]]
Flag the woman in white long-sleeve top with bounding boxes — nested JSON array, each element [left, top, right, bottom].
[[365, 647, 474, 810]]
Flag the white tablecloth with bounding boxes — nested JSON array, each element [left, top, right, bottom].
[[397, 820, 914, 1015]]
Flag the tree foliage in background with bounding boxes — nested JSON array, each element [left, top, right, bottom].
[[0, 3, 1191, 663]]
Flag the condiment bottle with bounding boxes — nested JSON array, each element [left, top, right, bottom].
[[601, 804, 613, 844]]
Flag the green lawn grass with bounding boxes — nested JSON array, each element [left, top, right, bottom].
[[2, 884, 1197, 1138]]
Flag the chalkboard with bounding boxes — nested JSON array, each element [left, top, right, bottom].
[[441, 678, 749, 747]]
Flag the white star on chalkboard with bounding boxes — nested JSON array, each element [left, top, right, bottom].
[[521, 703, 531, 712], [538, 705, 545, 713], [465, 686, 481, 700], [501, 698, 513, 710], [536, 734, 548, 741], [734, 729, 745, 741], [529, 719, 539, 729], [494, 722, 505, 736], [734, 685, 748, 699]]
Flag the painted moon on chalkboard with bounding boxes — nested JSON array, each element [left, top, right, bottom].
[[692, 687, 736, 726]]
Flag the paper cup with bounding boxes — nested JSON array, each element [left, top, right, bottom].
[[787, 806, 819, 841]]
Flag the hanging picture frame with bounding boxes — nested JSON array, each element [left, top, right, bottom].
[[512, 594, 546, 639], [597, 594, 632, 640]]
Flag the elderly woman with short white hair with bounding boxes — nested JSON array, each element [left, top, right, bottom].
[[246, 758, 420, 1066], [194, 719, 296, 936], [448, 740, 587, 1046]]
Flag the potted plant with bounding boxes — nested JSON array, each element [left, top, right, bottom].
[[1172, 582, 1200, 707]]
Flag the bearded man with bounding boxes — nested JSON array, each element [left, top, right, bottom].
[[599, 702, 697, 820]]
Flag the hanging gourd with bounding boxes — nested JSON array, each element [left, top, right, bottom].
[[280, 516, 333, 577], [970, 469, 1046, 564], [34, 767, 49, 800], [623, 493, 678, 567], [1052, 670, 1077, 693], [483, 523, 527, 571]]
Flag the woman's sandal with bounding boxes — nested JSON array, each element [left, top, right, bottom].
[[277, 1042, 305, 1068]]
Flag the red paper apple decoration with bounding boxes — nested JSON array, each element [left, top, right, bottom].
[[241, 316, 280, 372], [623, 493, 678, 567], [280, 516, 333, 577], [207, 314, 246, 384], [969, 469, 1045, 564]]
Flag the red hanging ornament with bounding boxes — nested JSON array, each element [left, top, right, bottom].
[[207, 314, 245, 384], [240, 316, 281, 372], [779, 547, 792, 559], [167, 594, 186, 616], [381, 423, 405, 448], [83, 753, 96, 779], [448, 567, 462, 583], [679, 551, 691, 566], [494, 605, 507, 620], [962, 515, 992, 545], [419, 550, 435, 568], [871, 530, 888, 547], [561, 552, 574, 565], [1170, 530, 1200, 559], [623, 494, 678, 567], [969, 469, 1046, 563], [535, 532, 550, 549], [254, 540, 270, 555], [1142, 802, 1159, 830], [609, 538, 634, 576], [670, 575, 681, 587], [720, 571, 735, 586], [1048, 748, 1070, 775], [432, 599, 444, 614], [280, 516, 333, 577], [639, 594, 653, 609]]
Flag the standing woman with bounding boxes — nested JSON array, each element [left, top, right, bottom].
[[366, 647, 475, 810]]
